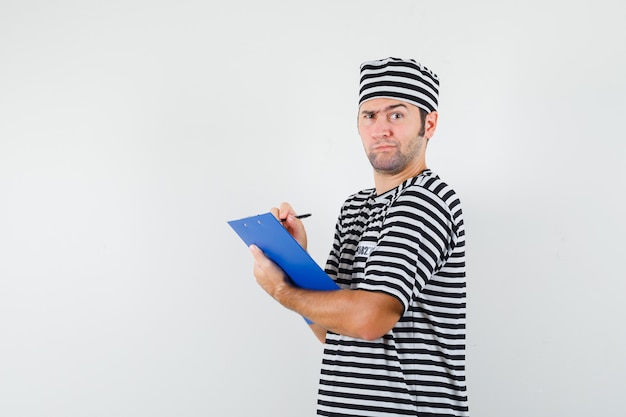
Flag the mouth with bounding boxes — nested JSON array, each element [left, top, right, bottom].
[[372, 143, 397, 152]]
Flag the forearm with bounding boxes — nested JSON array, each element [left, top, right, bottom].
[[250, 244, 402, 340], [276, 285, 401, 341], [309, 323, 327, 343]]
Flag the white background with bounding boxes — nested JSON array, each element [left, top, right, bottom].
[[1, 1, 624, 416]]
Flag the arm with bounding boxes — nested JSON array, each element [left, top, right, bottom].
[[250, 245, 403, 341], [309, 323, 327, 343]]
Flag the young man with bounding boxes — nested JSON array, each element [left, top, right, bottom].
[[250, 57, 469, 416]]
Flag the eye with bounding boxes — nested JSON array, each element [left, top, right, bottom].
[[389, 112, 403, 120]]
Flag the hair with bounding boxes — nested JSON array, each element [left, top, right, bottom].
[[418, 108, 428, 137]]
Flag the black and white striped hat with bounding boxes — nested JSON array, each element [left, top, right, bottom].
[[359, 57, 439, 113]]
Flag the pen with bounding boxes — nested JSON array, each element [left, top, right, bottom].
[[280, 213, 312, 222]]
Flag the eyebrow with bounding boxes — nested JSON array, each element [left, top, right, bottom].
[[360, 103, 408, 115]]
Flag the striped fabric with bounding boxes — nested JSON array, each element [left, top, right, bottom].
[[359, 57, 440, 113], [321, 170, 468, 417]]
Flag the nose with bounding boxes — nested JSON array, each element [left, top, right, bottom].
[[371, 117, 391, 140]]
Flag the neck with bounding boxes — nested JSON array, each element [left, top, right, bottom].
[[373, 161, 428, 195]]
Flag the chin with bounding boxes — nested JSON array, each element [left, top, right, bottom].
[[370, 158, 405, 175], [372, 163, 405, 175]]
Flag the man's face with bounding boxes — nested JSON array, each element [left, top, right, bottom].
[[357, 97, 427, 176]]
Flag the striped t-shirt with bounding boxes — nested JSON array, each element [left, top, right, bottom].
[[320, 170, 468, 417]]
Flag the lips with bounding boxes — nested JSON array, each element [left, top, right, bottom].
[[372, 143, 397, 151]]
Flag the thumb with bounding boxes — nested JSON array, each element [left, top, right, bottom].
[[249, 244, 262, 258], [250, 244, 270, 264]]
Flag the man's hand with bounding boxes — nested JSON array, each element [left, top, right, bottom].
[[270, 202, 307, 250], [249, 244, 292, 300], [249, 244, 403, 341], [250, 202, 402, 342]]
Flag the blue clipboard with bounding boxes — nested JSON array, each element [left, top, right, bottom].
[[227, 212, 339, 292]]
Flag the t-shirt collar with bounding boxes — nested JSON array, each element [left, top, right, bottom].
[[372, 169, 433, 205]]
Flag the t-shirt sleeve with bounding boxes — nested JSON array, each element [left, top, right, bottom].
[[358, 194, 455, 312]]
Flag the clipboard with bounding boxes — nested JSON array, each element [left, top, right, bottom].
[[227, 212, 339, 292]]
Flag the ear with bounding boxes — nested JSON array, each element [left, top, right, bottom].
[[424, 111, 438, 139]]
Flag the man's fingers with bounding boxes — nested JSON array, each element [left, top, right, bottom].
[[249, 244, 264, 260], [279, 202, 294, 221], [250, 245, 275, 270]]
